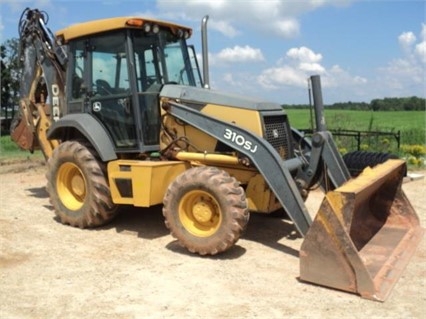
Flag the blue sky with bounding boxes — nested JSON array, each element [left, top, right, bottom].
[[0, 0, 424, 104]]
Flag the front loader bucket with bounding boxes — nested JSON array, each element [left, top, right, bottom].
[[300, 159, 424, 301]]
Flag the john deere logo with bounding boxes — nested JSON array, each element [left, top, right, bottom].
[[272, 129, 279, 138]]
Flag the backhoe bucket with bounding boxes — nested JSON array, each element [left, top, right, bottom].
[[300, 159, 424, 301], [10, 114, 35, 151]]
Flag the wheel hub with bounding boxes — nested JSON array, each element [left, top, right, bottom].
[[71, 174, 85, 197], [57, 162, 86, 211], [179, 190, 222, 237], [192, 200, 214, 223]]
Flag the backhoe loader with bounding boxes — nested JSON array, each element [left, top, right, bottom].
[[11, 8, 423, 301]]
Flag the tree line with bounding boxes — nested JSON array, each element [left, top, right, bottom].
[[1, 39, 20, 110], [283, 96, 425, 111]]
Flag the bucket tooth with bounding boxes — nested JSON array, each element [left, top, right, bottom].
[[299, 159, 424, 301]]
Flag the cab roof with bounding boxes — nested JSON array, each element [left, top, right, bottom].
[[55, 16, 192, 42]]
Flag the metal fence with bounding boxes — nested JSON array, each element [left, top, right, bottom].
[[299, 129, 401, 152]]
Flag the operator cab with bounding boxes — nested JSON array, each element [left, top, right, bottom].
[[59, 17, 202, 153]]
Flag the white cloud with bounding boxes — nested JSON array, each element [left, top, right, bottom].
[[327, 64, 367, 86], [378, 24, 425, 96], [415, 41, 426, 63], [156, 0, 356, 38], [216, 45, 264, 63], [273, 18, 300, 38], [258, 65, 307, 89], [285, 47, 326, 78], [398, 31, 417, 58], [299, 62, 325, 73], [210, 20, 239, 38], [286, 46, 322, 63], [421, 23, 426, 41], [258, 47, 325, 88], [257, 46, 366, 97], [223, 73, 243, 88], [398, 31, 416, 48], [414, 24, 426, 63]]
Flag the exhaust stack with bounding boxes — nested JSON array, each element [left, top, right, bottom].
[[201, 15, 210, 89], [310, 75, 326, 132]]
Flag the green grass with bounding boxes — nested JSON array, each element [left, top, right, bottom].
[[0, 134, 43, 161], [286, 109, 425, 146], [286, 109, 425, 131]]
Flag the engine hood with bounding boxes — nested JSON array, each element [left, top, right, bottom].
[[160, 85, 283, 112]]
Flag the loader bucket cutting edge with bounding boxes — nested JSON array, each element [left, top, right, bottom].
[[299, 159, 424, 301]]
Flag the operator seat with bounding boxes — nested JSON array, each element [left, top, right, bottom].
[[72, 74, 83, 99], [96, 79, 113, 95]]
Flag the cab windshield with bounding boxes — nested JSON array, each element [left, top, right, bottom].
[[131, 29, 201, 92]]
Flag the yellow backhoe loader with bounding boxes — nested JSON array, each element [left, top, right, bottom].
[[11, 8, 423, 301]]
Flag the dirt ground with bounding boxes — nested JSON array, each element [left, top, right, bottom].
[[0, 159, 425, 319]]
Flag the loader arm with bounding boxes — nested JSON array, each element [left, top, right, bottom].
[[163, 100, 313, 236], [296, 130, 351, 189], [11, 8, 67, 159], [296, 75, 351, 190]]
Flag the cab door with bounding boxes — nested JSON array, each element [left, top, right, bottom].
[[88, 31, 138, 150]]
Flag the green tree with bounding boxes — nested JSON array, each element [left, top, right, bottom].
[[370, 99, 382, 111], [1, 48, 11, 108], [1, 38, 21, 115], [403, 96, 425, 111]]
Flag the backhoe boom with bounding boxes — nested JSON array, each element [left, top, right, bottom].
[[11, 8, 67, 158]]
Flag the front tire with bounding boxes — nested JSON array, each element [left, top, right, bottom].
[[46, 140, 117, 228], [163, 166, 249, 255]]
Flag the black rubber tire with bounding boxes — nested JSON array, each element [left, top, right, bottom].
[[343, 151, 403, 177], [46, 140, 117, 228], [163, 166, 249, 255]]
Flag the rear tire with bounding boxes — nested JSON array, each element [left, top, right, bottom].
[[163, 166, 249, 255], [343, 151, 403, 177], [46, 140, 117, 228]]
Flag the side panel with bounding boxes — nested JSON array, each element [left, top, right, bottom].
[[201, 105, 263, 136], [245, 173, 281, 213], [47, 113, 117, 162], [160, 105, 263, 154], [107, 160, 190, 207]]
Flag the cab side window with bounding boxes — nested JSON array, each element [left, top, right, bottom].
[[69, 40, 85, 100], [72, 49, 85, 99], [91, 34, 130, 96]]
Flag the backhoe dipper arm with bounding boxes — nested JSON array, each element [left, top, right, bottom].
[[18, 8, 67, 100], [12, 8, 68, 158], [163, 100, 313, 236]]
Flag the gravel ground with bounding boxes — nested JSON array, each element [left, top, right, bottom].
[[0, 159, 425, 319]]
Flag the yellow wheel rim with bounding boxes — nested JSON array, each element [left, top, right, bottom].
[[57, 162, 86, 211], [179, 190, 222, 237]]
